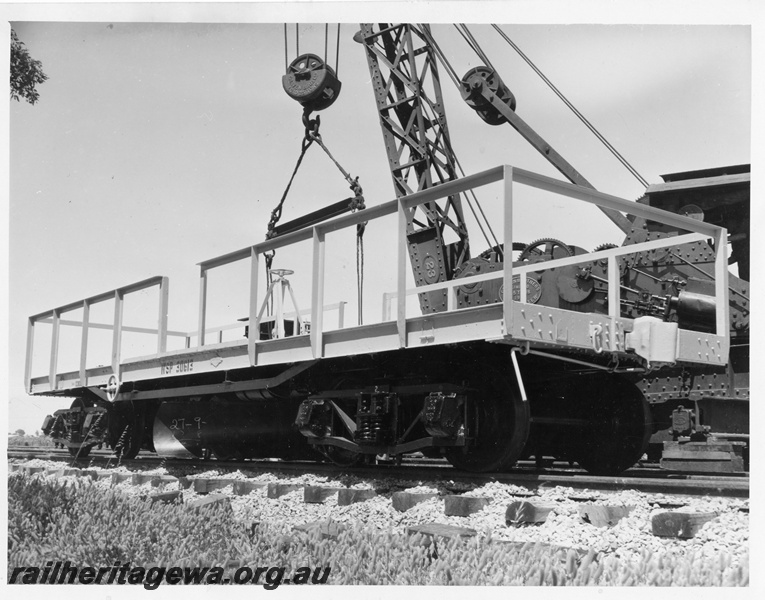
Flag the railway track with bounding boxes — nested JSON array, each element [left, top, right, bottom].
[[10, 447, 749, 562], [8, 446, 749, 499]]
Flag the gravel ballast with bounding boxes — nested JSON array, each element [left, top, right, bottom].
[[9, 458, 748, 571]]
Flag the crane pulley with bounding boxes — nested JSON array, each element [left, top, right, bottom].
[[282, 53, 342, 112], [281, 23, 343, 113], [460, 66, 516, 125]]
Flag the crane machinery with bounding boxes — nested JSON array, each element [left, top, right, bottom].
[[33, 23, 749, 475]]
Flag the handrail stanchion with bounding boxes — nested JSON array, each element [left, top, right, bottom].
[[310, 228, 326, 358], [382, 292, 392, 321], [502, 166, 515, 336], [396, 199, 408, 348], [248, 247, 259, 366], [111, 291, 124, 381], [157, 277, 169, 353], [715, 227, 730, 343], [49, 309, 60, 391], [79, 300, 90, 385], [198, 268, 208, 347], [24, 317, 35, 393], [607, 256, 620, 351], [607, 256, 620, 320]]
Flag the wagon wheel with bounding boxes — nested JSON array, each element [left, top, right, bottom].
[[211, 445, 245, 462], [445, 366, 530, 473], [320, 445, 362, 467], [317, 382, 363, 467], [574, 375, 652, 475], [68, 444, 92, 458], [110, 403, 145, 460], [317, 404, 362, 468], [66, 398, 96, 459], [113, 424, 142, 460]]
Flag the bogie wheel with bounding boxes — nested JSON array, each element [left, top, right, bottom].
[[320, 446, 362, 468], [446, 369, 530, 473], [212, 446, 245, 462], [110, 404, 145, 460], [71, 397, 94, 408], [67, 444, 93, 458], [67, 398, 96, 459], [574, 375, 652, 475], [113, 425, 141, 460], [316, 385, 363, 467]]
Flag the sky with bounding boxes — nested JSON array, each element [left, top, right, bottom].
[[3, 2, 758, 438]]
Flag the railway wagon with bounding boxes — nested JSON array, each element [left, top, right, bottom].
[[29, 164, 740, 474], [28, 24, 748, 475]]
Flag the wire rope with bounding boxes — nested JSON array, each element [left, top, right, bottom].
[[456, 24, 496, 72], [416, 24, 461, 87], [283, 24, 288, 71], [336, 24, 341, 76], [419, 25, 501, 254], [491, 24, 649, 187]]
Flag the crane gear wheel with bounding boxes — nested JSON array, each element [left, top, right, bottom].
[[592, 242, 619, 268], [454, 243, 529, 280], [678, 204, 705, 221], [518, 238, 572, 262], [477, 242, 528, 262]]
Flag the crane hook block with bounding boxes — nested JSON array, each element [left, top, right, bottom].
[[282, 53, 342, 112], [460, 66, 516, 126]]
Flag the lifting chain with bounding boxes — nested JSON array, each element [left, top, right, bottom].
[[264, 108, 321, 310], [266, 108, 321, 240], [264, 108, 367, 322]]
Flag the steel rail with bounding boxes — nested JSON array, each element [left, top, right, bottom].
[[9, 450, 749, 498]]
